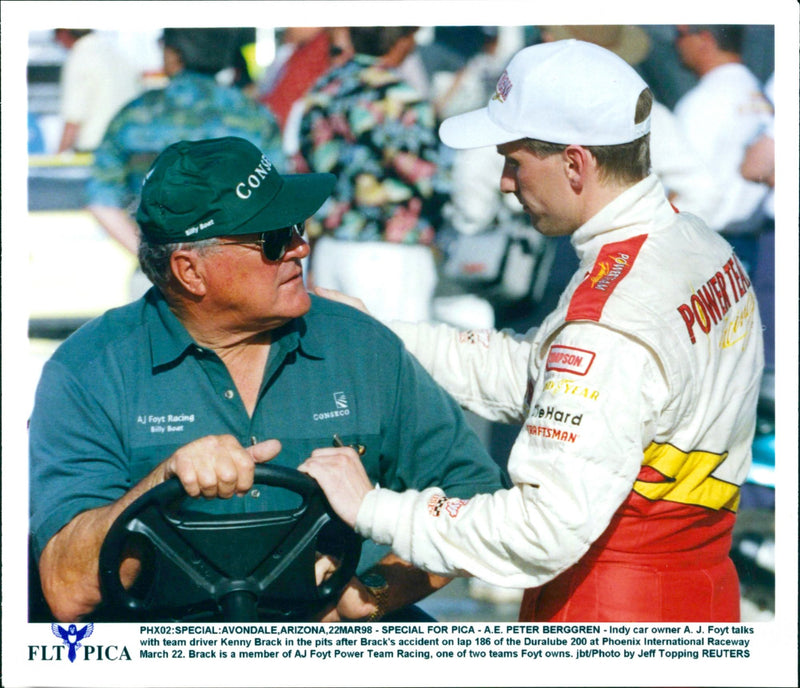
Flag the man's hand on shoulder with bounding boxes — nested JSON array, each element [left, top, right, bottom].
[[312, 286, 371, 315]]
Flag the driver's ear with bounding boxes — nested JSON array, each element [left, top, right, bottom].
[[562, 145, 593, 193], [170, 249, 208, 297]]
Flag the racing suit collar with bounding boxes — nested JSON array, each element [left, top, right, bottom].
[[570, 174, 672, 265]]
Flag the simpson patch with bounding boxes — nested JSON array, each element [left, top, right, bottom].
[[546, 345, 596, 376]]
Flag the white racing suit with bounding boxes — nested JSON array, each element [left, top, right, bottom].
[[355, 175, 764, 621]]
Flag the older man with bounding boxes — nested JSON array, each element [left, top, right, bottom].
[[29, 137, 506, 623], [303, 40, 764, 622]]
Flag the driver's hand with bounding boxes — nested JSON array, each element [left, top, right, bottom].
[[297, 446, 374, 527], [312, 286, 371, 316], [160, 435, 281, 498], [316, 577, 379, 622]]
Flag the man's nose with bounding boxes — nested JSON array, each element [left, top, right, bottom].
[[284, 229, 310, 260], [499, 166, 517, 194]]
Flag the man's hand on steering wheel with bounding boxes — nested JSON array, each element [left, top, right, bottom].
[[158, 434, 282, 498]]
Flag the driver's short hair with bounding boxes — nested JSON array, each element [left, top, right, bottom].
[[523, 87, 653, 186]]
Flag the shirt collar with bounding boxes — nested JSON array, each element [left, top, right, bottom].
[[146, 289, 197, 369], [145, 289, 326, 370], [290, 295, 327, 360], [570, 174, 673, 263]]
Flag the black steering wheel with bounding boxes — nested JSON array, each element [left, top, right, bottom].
[[98, 464, 362, 622]]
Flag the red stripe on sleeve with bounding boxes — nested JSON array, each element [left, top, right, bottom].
[[566, 234, 648, 322]]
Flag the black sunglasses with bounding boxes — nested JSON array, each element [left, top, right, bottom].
[[221, 222, 305, 262]]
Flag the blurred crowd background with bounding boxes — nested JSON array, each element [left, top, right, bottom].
[[24, 24, 776, 620]]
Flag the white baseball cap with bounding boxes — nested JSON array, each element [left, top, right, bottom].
[[439, 39, 651, 149]]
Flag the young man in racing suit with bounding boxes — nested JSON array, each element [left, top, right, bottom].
[[299, 39, 764, 622]]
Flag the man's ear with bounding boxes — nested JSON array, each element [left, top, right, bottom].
[[170, 249, 208, 296], [562, 145, 593, 193]]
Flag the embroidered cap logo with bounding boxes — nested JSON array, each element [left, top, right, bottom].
[[491, 70, 513, 102]]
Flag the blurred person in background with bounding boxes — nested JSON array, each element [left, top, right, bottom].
[[739, 73, 775, 396], [259, 27, 335, 130], [293, 27, 450, 323], [430, 27, 506, 121], [257, 28, 352, 131], [86, 28, 282, 264], [672, 25, 773, 273], [54, 29, 142, 153], [432, 26, 549, 333]]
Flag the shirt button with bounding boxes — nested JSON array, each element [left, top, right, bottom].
[[224, 389, 235, 400], [250, 489, 261, 499]]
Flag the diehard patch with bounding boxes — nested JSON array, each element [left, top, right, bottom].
[[546, 345, 595, 376]]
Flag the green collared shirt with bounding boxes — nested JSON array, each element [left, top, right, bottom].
[[30, 291, 506, 568]]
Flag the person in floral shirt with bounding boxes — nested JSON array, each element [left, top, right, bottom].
[[294, 27, 450, 322]]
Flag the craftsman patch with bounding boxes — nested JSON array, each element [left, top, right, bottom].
[[545, 345, 595, 376], [566, 234, 647, 322], [525, 424, 578, 444]]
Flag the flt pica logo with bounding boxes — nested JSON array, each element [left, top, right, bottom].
[[52, 623, 93, 662], [28, 624, 131, 662]]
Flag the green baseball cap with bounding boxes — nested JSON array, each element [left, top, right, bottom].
[[136, 137, 335, 244]]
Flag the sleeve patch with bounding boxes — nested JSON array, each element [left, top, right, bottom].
[[427, 494, 469, 518], [458, 330, 491, 348], [545, 345, 596, 376], [566, 234, 648, 322]]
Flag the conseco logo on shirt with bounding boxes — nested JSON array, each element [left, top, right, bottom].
[[28, 624, 131, 662], [312, 391, 352, 421]]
